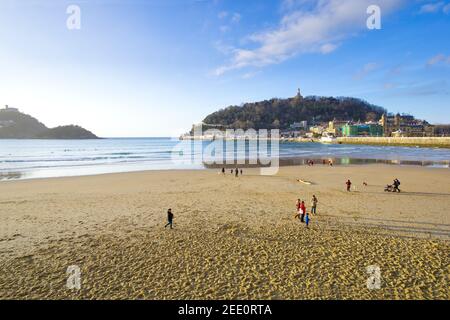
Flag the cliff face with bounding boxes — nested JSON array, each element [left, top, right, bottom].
[[0, 109, 98, 139]]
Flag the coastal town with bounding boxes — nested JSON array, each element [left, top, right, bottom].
[[181, 90, 450, 147]]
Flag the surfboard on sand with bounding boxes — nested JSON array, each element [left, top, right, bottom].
[[297, 179, 312, 185]]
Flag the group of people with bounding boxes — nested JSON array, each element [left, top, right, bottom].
[[165, 175, 402, 230], [308, 159, 334, 166], [221, 167, 243, 177], [345, 178, 401, 192], [294, 195, 318, 228]]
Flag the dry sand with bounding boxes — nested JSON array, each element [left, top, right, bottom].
[[0, 164, 449, 299]]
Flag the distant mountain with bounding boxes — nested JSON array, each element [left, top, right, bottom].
[[201, 95, 387, 131], [0, 107, 98, 139]]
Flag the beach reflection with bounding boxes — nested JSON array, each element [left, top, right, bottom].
[[0, 172, 23, 181], [203, 157, 450, 169]]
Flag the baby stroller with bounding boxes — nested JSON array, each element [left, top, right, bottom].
[[384, 184, 401, 193]]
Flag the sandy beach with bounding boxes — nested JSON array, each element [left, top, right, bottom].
[[0, 164, 449, 300]]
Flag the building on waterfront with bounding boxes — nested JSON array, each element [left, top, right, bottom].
[[342, 123, 384, 137], [309, 125, 325, 136], [379, 113, 435, 137], [433, 125, 450, 137], [326, 119, 350, 136], [280, 130, 303, 138], [289, 121, 308, 130]]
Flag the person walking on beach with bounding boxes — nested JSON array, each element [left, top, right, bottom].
[[240, 169, 243, 176], [221, 167, 225, 175], [393, 178, 401, 192], [311, 195, 318, 215], [295, 199, 301, 220], [300, 201, 306, 222], [231, 169, 233, 175], [164, 208, 174, 229], [346, 179, 352, 192], [235, 168, 239, 177]]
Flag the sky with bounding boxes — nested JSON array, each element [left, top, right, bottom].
[[0, 0, 449, 137]]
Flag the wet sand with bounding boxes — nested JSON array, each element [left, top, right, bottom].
[[0, 165, 449, 299]]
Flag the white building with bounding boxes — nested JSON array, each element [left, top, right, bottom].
[[290, 121, 308, 130], [1, 105, 19, 112]]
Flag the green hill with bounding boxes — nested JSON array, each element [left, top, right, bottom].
[[201, 95, 387, 131]]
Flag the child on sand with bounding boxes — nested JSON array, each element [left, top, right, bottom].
[[164, 208, 174, 229], [346, 179, 352, 192], [305, 212, 310, 228]]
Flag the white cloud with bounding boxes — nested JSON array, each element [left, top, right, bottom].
[[354, 62, 379, 80], [426, 53, 450, 66], [231, 13, 241, 23], [419, 2, 445, 14], [384, 82, 396, 90], [444, 3, 450, 14], [241, 71, 261, 79], [213, 40, 234, 55], [217, 11, 241, 33], [219, 25, 230, 33], [320, 43, 338, 54], [280, 0, 316, 12], [218, 11, 228, 19], [214, 0, 404, 75]]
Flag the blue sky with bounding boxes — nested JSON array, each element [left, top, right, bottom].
[[0, 0, 449, 137]]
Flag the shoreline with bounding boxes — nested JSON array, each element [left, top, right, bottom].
[[1, 159, 449, 183], [182, 136, 450, 149]]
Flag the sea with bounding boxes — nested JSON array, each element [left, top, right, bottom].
[[0, 138, 449, 180]]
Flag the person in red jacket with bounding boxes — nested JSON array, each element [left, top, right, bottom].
[[300, 201, 306, 223]]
